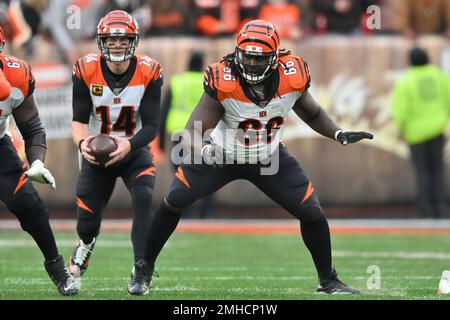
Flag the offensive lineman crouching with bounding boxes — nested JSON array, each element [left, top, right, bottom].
[[134, 20, 373, 295]]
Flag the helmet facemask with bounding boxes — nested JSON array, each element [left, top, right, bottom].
[[97, 34, 139, 63], [234, 47, 278, 84]]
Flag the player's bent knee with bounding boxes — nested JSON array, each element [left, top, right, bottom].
[[299, 205, 325, 222], [165, 187, 193, 211], [288, 193, 324, 222], [77, 214, 101, 240], [7, 192, 49, 232]]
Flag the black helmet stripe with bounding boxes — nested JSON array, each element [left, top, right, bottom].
[[238, 38, 274, 51]]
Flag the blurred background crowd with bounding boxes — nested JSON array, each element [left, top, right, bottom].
[[1, 0, 450, 219], [1, 0, 449, 64]]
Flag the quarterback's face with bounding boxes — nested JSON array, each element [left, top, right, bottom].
[[105, 37, 132, 56]]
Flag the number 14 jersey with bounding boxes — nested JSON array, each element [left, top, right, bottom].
[[72, 53, 162, 138]]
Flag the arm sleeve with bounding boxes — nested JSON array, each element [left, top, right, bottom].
[[13, 95, 47, 164], [72, 72, 92, 123], [129, 75, 163, 150]]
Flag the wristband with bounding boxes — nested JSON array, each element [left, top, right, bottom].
[[78, 139, 85, 152]]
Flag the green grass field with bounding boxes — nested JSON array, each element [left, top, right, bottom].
[[0, 230, 449, 300]]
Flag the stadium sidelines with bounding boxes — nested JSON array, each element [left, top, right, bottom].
[[0, 219, 449, 235]]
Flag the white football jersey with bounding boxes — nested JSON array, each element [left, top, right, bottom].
[[204, 55, 311, 163], [73, 53, 162, 138]]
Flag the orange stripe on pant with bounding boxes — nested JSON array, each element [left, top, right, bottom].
[[76, 197, 94, 214], [175, 166, 190, 189], [300, 181, 314, 205], [13, 174, 28, 196], [135, 166, 156, 179]]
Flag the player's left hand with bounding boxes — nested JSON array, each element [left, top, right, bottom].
[[105, 136, 131, 167], [336, 130, 374, 145], [25, 160, 56, 190]]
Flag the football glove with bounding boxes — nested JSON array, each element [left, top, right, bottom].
[[201, 143, 228, 167], [335, 130, 374, 145], [25, 160, 56, 190]]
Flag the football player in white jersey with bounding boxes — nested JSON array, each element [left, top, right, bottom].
[[134, 20, 374, 296], [0, 27, 78, 296], [69, 10, 162, 295]]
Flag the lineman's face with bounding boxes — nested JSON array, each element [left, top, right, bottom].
[[240, 52, 272, 76]]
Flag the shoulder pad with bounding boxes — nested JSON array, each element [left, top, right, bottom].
[[279, 54, 311, 92], [0, 54, 34, 97], [73, 53, 101, 84], [135, 55, 163, 84], [204, 61, 237, 94]]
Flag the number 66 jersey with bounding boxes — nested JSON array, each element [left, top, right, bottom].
[[72, 53, 162, 138], [204, 54, 311, 163]]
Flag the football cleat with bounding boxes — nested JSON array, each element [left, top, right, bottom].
[[316, 267, 360, 294], [44, 255, 79, 296], [127, 259, 155, 295], [68, 238, 96, 278]]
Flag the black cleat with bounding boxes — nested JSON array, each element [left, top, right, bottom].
[[127, 260, 154, 295], [316, 268, 359, 294], [44, 255, 79, 296], [68, 238, 96, 278]]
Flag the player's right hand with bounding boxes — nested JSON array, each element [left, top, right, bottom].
[[25, 160, 56, 190], [201, 143, 227, 167], [79, 136, 100, 165]]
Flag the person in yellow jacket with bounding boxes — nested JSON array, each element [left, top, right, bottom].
[[159, 51, 216, 217], [392, 47, 450, 218]]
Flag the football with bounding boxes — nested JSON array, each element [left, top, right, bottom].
[[88, 134, 118, 166]]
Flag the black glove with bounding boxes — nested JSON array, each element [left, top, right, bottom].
[[335, 130, 374, 145]]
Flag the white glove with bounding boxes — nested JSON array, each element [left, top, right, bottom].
[[25, 160, 56, 190], [201, 144, 227, 167]]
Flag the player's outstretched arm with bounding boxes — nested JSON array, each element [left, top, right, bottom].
[[293, 90, 373, 144], [13, 95, 56, 189]]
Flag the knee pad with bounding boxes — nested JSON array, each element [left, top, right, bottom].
[[289, 192, 324, 222], [165, 187, 193, 210], [294, 202, 325, 222], [7, 192, 49, 232]]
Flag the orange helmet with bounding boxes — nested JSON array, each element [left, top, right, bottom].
[[0, 26, 5, 53], [96, 10, 139, 62], [234, 20, 280, 84]]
